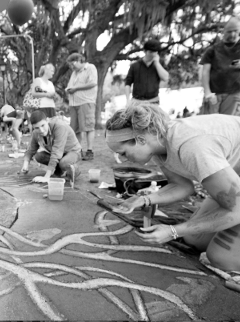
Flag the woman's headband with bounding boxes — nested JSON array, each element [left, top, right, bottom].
[[106, 128, 135, 143]]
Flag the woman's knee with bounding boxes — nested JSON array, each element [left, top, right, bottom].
[[206, 229, 240, 271], [184, 233, 214, 252]]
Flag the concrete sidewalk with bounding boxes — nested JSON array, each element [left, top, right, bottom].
[[0, 131, 239, 321]]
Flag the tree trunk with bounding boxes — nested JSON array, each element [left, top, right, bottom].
[[95, 64, 108, 129]]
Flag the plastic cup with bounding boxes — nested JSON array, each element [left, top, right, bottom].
[[88, 169, 101, 183], [48, 178, 65, 201]]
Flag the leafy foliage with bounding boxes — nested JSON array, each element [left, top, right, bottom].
[[0, 0, 239, 123]]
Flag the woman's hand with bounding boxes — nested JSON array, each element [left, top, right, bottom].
[[66, 88, 76, 94], [112, 195, 145, 214], [135, 224, 173, 244]]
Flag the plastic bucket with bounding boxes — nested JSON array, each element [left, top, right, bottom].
[[48, 178, 65, 201]]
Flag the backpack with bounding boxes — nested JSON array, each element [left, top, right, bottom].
[[113, 166, 168, 196]]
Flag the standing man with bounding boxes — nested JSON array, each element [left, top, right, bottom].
[[66, 53, 98, 161], [125, 39, 169, 105], [200, 16, 240, 115]]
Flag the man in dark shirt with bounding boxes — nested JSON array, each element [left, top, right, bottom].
[[200, 16, 240, 115], [125, 39, 169, 105], [21, 110, 82, 184]]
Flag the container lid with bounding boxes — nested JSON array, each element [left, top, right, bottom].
[[49, 178, 65, 183]]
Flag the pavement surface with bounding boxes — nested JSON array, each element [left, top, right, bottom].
[[0, 131, 239, 321]]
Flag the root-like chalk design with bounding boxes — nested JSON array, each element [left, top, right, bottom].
[[0, 226, 172, 256], [0, 259, 196, 320], [24, 263, 148, 321], [0, 209, 203, 320], [0, 223, 205, 275]]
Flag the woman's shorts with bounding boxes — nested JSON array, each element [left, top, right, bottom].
[[7, 110, 28, 121], [39, 108, 56, 118]]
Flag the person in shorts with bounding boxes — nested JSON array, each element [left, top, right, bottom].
[[3, 106, 28, 150], [66, 53, 98, 161], [0, 104, 14, 136], [32, 63, 57, 118]]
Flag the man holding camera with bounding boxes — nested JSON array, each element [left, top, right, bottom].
[[200, 16, 240, 115]]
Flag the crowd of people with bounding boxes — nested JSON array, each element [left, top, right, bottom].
[[1, 15, 240, 272]]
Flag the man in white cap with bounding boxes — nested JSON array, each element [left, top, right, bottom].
[[200, 16, 240, 115]]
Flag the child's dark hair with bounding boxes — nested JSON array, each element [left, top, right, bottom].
[[30, 110, 47, 125]]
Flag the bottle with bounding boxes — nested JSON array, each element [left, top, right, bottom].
[[138, 181, 159, 228], [137, 181, 159, 195]]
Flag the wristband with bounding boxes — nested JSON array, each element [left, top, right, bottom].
[[170, 225, 178, 239]]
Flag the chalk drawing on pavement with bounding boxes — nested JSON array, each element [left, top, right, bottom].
[[0, 211, 205, 321]]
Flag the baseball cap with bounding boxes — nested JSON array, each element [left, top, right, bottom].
[[143, 39, 160, 52]]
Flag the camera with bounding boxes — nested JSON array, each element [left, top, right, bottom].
[[35, 86, 47, 93], [231, 59, 240, 66]]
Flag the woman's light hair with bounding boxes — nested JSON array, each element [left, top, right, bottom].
[[38, 63, 54, 77], [106, 101, 170, 141]]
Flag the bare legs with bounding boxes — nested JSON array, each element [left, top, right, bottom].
[[184, 196, 240, 271], [183, 198, 217, 252], [12, 118, 23, 148], [76, 130, 95, 150]]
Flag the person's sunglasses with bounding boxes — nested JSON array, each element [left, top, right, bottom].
[[67, 59, 83, 65]]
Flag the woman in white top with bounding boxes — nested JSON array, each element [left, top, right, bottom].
[[32, 63, 56, 118]]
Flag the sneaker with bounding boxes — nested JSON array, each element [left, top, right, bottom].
[[82, 150, 94, 161], [8, 152, 24, 158], [18, 148, 27, 153]]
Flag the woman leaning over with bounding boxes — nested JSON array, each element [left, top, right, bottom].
[[105, 101, 240, 271], [32, 63, 57, 118]]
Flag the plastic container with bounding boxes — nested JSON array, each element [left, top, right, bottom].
[[88, 169, 101, 183], [48, 178, 65, 200]]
